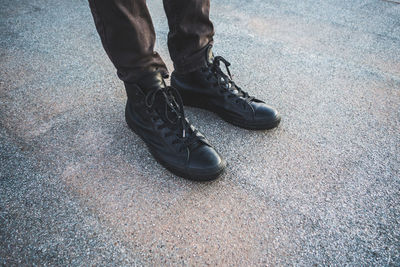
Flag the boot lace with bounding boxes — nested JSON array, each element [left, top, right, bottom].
[[144, 86, 204, 152], [202, 56, 255, 107]]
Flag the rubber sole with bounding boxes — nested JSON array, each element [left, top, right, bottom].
[[125, 104, 225, 181], [177, 89, 281, 130]]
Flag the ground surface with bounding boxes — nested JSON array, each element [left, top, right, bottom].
[[1, 0, 400, 265]]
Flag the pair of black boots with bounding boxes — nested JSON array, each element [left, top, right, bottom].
[[124, 50, 281, 181]]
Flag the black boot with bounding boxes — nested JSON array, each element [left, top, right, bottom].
[[171, 46, 281, 130], [124, 71, 226, 181]]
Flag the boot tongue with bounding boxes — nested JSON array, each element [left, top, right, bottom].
[[206, 45, 214, 65], [137, 71, 166, 92], [156, 93, 180, 124]]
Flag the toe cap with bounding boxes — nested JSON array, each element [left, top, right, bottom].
[[188, 145, 225, 174], [253, 102, 280, 121]]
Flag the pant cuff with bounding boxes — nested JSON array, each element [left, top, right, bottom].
[[117, 65, 169, 84], [173, 42, 213, 74]]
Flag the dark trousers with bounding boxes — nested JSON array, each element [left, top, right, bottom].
[[88, 0, 214, 83]]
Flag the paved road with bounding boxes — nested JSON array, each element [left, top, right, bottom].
[[1, 0, 399, 265]]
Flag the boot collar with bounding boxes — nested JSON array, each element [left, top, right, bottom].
[[137, 71, 166, 92]]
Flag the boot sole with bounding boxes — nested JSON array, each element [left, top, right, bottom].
[[177, 89, 281, 130], [125, 104, 225, 181]]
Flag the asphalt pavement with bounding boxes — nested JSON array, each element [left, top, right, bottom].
[[1, 0, 399, 265]]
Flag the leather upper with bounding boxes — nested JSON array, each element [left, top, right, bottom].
[[171, 47, 281, 128], [124, 72, 224, 173]]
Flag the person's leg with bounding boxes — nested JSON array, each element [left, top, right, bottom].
[[88, 0, 168, 83], [163, 0, 214, 73]]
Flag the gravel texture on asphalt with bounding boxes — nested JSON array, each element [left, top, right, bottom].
[[1, 0, 399, 265]]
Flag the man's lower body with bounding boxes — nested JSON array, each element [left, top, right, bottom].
[[88, 0, 214, 83], [88, 0, 281, 180]]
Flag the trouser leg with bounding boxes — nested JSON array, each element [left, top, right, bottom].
[[163, 0, 215, 73], [88, 0, 168, 83]]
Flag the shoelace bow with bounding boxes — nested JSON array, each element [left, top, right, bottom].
[[203, 56, 255, 106], [144, 86, 202, 152]]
